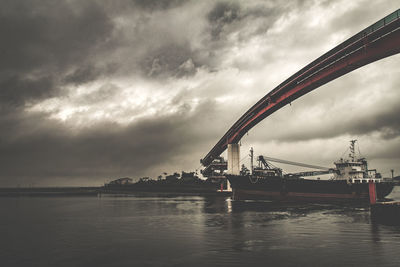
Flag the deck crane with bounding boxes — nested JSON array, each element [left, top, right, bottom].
[[256, 155, 338, 177]]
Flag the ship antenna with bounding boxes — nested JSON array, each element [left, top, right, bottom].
[[249, 147, 254, 174], [349, 140, 357, 161]]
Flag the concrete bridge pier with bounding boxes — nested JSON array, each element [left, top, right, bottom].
[[227, 143, 240, 191]]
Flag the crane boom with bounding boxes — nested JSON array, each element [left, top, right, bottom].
[[287, 170, 337, 177], [260, 156, 330, 170]]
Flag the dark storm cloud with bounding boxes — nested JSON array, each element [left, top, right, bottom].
[[265, 104, 400, 142], [118, 0, 305, 77], [64, 66, 102, 86], [0, 75, 56, 107], [0, 99, 219, 185], [200, 0, 317, 71], [0, 0, 114, 107], [348, 104, 400, 140], [63, 64, 118, 86], [0, 0, 122, 185], [0, 0, 113, 72], [206, 0, 304, 41], [131, 0, 186, 11], [143, 43, 198, 78], [208, 1, 241, 40]]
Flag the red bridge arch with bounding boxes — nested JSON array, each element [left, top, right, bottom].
[[201, 9, 400, 166]]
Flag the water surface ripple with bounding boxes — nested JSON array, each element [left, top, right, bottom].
[[2, 188, 400, 267]]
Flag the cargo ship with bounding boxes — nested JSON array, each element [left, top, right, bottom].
[[227, 141, 394, 202]]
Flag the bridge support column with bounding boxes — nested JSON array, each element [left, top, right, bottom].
[[227, 143, 240, 191]]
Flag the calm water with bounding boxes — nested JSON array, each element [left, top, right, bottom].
[[2, 188, 400, 267]]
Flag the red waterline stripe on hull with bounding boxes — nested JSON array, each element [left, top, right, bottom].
[[234, 189, 369, 200]]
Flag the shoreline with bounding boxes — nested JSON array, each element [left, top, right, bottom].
[[0, 187, 232, 197]]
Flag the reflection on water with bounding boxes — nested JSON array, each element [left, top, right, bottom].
[[1, 187, 400, 267]]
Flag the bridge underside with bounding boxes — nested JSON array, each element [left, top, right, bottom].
[[201, 9, 400, 167]]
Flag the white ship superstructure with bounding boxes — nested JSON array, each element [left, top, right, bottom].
[[334, 140, 382, 183]]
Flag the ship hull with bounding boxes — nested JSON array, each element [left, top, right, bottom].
[[227, 175, 394, 203]]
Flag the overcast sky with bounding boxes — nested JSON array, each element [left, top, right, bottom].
[[0, 0, 399, 186]]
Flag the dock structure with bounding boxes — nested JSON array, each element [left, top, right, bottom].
[[369, 182, 400, 224], [371, 201, 400, 224]]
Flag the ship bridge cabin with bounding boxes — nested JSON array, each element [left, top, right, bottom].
[[333, 140, 384, 184], [334, 158, 382, 184]]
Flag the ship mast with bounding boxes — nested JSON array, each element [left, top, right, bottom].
[[249, 147, 254, 174], [349, 139, 357, 162]]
